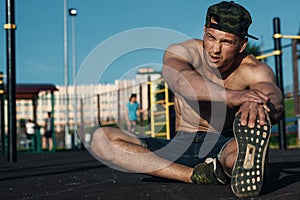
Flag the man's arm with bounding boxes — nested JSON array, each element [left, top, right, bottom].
[[236, 63, 284, 126], [162, 43, 269, 106], [252, 81, 284, 123], [163, 60, 227, 103]]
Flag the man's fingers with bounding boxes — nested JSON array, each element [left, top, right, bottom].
[[262, 103, 270, 112], [246, 90, 270, 106], [239, 110, 249, 126], [237, 102, 270, 128], [254, 89, 270, 101], [257, 105, 267, 125]]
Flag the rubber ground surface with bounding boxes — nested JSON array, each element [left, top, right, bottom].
[[1, 149, 300, 200]]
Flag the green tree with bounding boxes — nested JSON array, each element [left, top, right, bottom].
[[246, 42, 260, 56], [155, 79, 165, 101], [246, 42, 267, 63]]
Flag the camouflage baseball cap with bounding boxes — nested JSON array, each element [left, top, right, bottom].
[[205, 1, 258, 40]]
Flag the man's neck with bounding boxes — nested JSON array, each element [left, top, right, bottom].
[[219, 52, 245, 79]]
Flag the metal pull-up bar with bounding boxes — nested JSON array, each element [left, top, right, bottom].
[[255, 18, 300, 150], [256, 50, 281, 60], [273, 34, 300, 40], [5, 0, 17, 162], [273, 17, 286, 150]]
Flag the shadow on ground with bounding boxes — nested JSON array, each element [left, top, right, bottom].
[[262, 161, 300, 195]]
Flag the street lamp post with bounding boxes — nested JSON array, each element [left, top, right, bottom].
[[63, 0, 70, 149], [69, 8, 78, 149], [5, 0, 17, 162]]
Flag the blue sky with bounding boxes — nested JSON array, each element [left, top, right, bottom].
[[0, 0, 299, 89]]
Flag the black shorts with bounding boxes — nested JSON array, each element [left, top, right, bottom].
[[45, 131, 52, 138], [26, 134, 35, 140], [139, 131, 233, 167]]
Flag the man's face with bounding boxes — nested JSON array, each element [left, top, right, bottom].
[[203, 25, 246, 72]]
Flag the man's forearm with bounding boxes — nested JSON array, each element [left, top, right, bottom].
[[162, 64, 227, 103], [266, 92, 284, 124], [252, 82, 284, 124]]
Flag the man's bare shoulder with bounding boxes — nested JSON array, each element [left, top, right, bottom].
[[167, 39, 202, 51], [226, 56, 275, 90], [180, 38, 202, 47], [236, 54, 275, 83], [164, 39, 202, 62]]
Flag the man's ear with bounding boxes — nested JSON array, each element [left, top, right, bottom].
[[239, 38, 248, 53]]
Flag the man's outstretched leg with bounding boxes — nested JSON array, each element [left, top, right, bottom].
[[90, 127, 193, 183], [91, 127, 233, 185]]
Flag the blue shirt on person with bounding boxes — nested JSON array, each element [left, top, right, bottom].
[[127, 102, 139, 121]]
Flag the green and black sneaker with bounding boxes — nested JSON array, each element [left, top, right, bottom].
[[191, 157, 229, 185], [231, 114, 271, 198]]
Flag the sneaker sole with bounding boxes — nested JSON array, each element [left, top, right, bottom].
[[231, 115, 271, 198]]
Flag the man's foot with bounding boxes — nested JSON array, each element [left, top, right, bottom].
[[190, 157, 229, 185], [231, 115, 271, 198]]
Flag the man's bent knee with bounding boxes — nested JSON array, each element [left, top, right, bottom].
[[91, 127, 116, 160], [220, 140, 237, 173]]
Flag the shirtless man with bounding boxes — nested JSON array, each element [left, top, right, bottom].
[[91, 1, 284, 197]]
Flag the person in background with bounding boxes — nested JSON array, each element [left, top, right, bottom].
[[25, 119, 36, 150], [126, 93, 140, 133], [43, 112, 53, 151]]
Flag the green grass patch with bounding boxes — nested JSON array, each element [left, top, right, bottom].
[[270, 133, 299, 148], [284, 98, 295, 118]]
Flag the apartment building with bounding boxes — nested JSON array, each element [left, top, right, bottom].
[[14, 67, 161, 133]]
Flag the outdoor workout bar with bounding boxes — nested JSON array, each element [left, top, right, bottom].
[[5, 0, 17, 162], [273, 17, 286, 150]]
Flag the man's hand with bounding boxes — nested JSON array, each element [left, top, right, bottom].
[[236, 101, 270, 128], [226, 88, 271, 128], [226, 89, 270, 109]]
